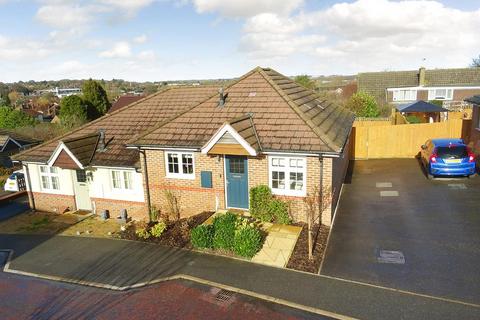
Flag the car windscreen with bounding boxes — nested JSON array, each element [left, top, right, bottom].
[[436, 146, 468, 159], [8, 173, 17, 180]]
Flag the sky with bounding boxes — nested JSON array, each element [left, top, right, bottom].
[[0, 0, 479, 82]]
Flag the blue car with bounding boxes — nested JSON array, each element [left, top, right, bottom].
[[420, 139, 476, 179]]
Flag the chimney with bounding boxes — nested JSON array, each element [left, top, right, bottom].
[[98, 129, 106, 152], [218, 88, 228, 107], [419, 67, 426, 86]]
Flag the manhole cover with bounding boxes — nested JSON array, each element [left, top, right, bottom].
[[377, 250, 405, 264], [215, 289, 235, 303], [380, 190, 399, 197], [376, 182, 392, 188], [448, 184, 467, 190]]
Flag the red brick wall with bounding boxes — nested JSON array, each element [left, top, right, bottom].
[[142, 150, 327, 223], [32, 192, 75, 213], [453, 89, 480, 102], [91, 198, 146, 220]]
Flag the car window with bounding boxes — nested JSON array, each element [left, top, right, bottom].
[[436, 146, 468, 159], [8, 173, 17, 180]]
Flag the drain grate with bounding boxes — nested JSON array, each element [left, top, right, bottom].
[[377, 250, 405, 264], [376, 182, 392, 188], [380, 190, 399, 197], [215, 289, 235, 303]]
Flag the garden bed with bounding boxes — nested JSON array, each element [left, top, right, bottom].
[[120, 211, 213, 249], [286, 223, 330, 273]]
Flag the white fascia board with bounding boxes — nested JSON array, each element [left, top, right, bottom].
[[201, 123, 257, 156], [127, 145, 199, 151], [0, 137, 22, 152], [387, 85, 480, 91], [47, 142, 84, 169]]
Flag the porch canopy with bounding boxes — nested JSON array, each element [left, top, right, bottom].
[[396, 100, 448, 113]]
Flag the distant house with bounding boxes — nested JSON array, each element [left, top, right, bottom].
[[14, 67, 354, 226], [465, 95, 480, 166], [108, 95, 145, 113], [0, 130, 40, 167], [358, 67, 480, 108]]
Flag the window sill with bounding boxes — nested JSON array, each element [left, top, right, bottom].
[[166, 174, 195, 180], [271, 189, 306, 197]]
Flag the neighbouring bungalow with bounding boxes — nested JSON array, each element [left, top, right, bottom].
[[13, 68, 354, 226], [0, 129, 40, 167], [108, 95, 145, 114], [465, 95, 480, 166], [358, 67, 480, 109]]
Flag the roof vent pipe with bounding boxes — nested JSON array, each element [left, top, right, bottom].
[[98, 129, 106, 152], [218, 88, 228, 107]]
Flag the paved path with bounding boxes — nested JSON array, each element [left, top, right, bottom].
[[321, 159, 480, 305], [0, 234, 478, 320], [0, 252, 322, 320]]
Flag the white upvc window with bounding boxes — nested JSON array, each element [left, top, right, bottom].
[[268, 156, 306, 197], [39, 165, 60, 191], [392, 89, 417, 102], [428, 88, 453, 100], [111, 170, 133, 190], [165, 151, 195, 179]]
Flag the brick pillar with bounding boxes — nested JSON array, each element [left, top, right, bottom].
[[321, 157, 333, 226]]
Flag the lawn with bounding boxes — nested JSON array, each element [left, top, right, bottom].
[[0, 211, 124, 238]]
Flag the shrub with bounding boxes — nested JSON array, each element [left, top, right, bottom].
[[212, 212, 237, 250], [191, 224, 214, 248], [406, 115, 422, 124], [150, 221, 167, 238], [345, 91, 380, 118], [250, 185, 273, 222], [268, 199, 290, 224], [135, 227, 150, 240], [233, 225, 263, 258]]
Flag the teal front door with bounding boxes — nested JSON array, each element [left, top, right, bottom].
[[226, 156, 249, 209]]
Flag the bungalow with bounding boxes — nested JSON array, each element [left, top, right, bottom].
[[0, 130, 40, 167], [358, 67, 480, 108], [13, 68, 354, 226]]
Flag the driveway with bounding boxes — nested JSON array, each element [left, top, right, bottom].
[[0, 195, 29, 221], [321, 159, 480, 304]]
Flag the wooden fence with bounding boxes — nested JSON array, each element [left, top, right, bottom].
[[351, 119, 468, 159]]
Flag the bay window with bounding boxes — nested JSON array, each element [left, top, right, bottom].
[[269, 156, 306, 196], [39, 166, 60, 191], [165, 151, 195, 179]]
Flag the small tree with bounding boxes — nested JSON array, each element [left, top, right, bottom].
[[294, 75, 317, 90], [303, 186, 332, 260], [471, 54, 480, 68], [345, 91, 380, 118], [59, 95, 88, 129], [0, 106, 36, 129], [82, 79, 111, 119]]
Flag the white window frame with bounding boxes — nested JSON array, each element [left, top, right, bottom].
[[164, 151, 195, 180], [392, 89, 417, 102], [268, 155, 307, 197], [110, 170, 133, 191], [428, 88, 453, 100], [39, 165, 60, 191]]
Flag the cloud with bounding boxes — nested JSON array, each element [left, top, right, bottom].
[[0, 34, 51, 60], [35, 4, 100, 30], [191, 0, 304, 18], [99, 41, 132, 58], [238, 0, 480, 73], [138, 50, 156, 60], [133, 34, 147, 44]]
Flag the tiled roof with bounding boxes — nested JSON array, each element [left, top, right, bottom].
[[108, 95, 144, 113], [465, 95, 480, 105], [62, 133, 100, 166], [358, 68, 480, 101], [228, 114, 261, 152], [0, 129, 40, 148], [13, 86, 218, 167], [396, 101, 448, 113], [132, 67, 354, 153]]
